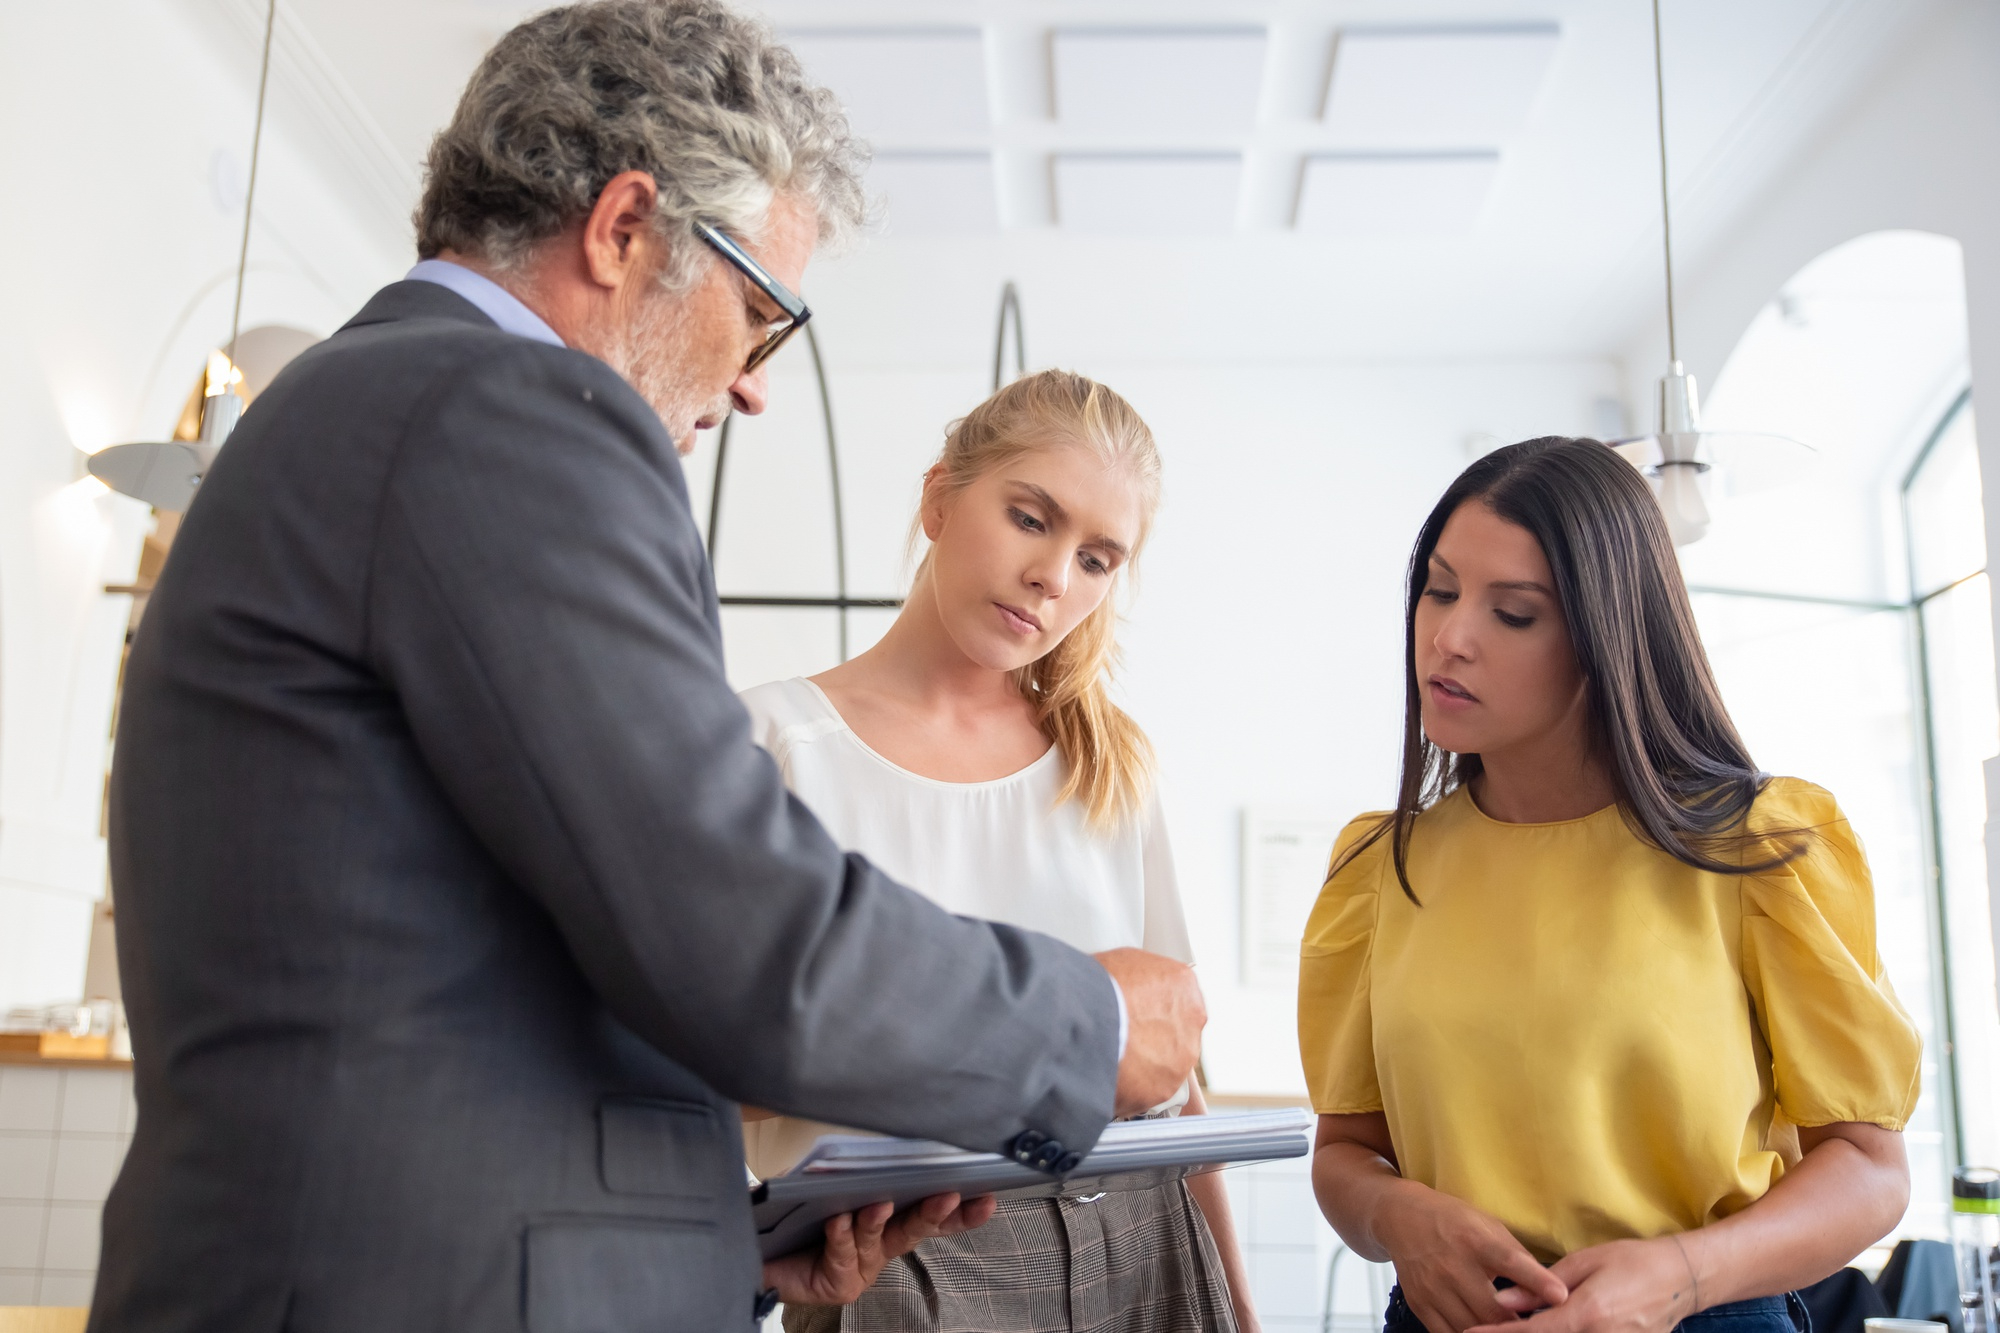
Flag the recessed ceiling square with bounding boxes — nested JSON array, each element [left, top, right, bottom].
[[1295, 153, 1500, 237], [1052, 28, 1267, 136], [1055, 154, 1241, 236], [785, 28, 989, 145], [1322, 26, 1560, 147], [868, 154, 998, 236]]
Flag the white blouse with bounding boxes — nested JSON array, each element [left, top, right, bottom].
[[738, 676, 1194, 1177]]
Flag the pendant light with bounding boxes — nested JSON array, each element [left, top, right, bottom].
[[90, 0, 276, 511], [1611, 0, 1811, 546]]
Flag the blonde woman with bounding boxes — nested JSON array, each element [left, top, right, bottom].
[[742, 370, 1254, 1333]]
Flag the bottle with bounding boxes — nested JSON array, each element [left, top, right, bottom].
[[1954, 1167, 2000, 1333]]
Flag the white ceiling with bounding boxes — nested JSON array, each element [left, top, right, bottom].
[[785, 28, 990, 143], [1054, 154, 1244, 235], [1296, 152, 1501, 237], [177, 0, 1944, 370], [1321, 25, 1561, 146], [1051, 27, 1269, 137]]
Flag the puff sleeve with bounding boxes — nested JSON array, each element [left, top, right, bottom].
[[1740, 779, 1923, 1130], [1298, 814, 1392, 1115]]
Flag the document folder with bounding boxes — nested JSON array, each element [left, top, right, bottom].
[[751, 1108, 1314, 1259]]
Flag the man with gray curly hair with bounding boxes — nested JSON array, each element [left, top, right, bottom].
[[95, 1, 1205, 1329], [410, 0, 865, 448]]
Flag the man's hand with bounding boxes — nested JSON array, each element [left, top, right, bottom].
[[1094, 948, 1205, 1117], [759, 1192, 998, 1307]]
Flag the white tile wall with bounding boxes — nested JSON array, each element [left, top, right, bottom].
[[0, 1064, 131, 1306], [0, 1137, 55, 1200], [0, 1071, 60, 1133], [59, 1072, 127, 1137], [43, 1205, 101, 1271], [0, 1201, 45, 1268], [51, 1137, 126, 1202]]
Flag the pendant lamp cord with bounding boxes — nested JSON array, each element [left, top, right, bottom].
[[1651, 0, 1678, 365], [227, 0, 278, 371]]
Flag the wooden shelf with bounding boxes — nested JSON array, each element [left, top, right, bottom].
[[1206, 1092, 1312, 1110], [0, 1032, 130, 1068]]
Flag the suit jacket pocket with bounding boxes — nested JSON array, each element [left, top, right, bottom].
[[599, 1097, 720, 1198], [523, 1217, 736, 1333]]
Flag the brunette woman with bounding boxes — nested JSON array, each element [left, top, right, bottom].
[[1302, 438, 1919, 1333]]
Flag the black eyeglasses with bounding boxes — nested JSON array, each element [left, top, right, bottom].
[[693, 219, 811, 373]]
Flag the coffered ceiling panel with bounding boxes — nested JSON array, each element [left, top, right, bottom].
[[1054, 153, 1241, 235], [1322, 25, 1563, 148], [785, 27, 990, 146], [1051, 27, 1267, 137]]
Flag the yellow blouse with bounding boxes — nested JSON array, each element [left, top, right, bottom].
[[1297, 777, 1921, 1262]]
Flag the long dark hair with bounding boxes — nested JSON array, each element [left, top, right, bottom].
[[1348, 437, 1801, 902]]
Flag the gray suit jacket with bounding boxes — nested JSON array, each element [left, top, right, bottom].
[[93, 281, 1120, 1332]]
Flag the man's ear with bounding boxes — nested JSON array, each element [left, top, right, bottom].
[[581, 170, 661, 290]]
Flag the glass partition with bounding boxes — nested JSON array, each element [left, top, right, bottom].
[[1907, 402, 2000, 1170], [1692, 591, 1952, 1234]]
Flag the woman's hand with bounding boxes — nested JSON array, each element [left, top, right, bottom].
[[1312, 1113, 1565, 1333], [759, 1192, 998, 1306], [1468, 1238, 1693, 1333], [1376, 1181, 1568, 1333]]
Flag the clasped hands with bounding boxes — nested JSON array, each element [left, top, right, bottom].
[[762, 946, 1207, 1306], [1388, 1186, 1701, 1333]]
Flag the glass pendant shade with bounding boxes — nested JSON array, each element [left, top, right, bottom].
[[1612, 359, 1816, 546], [1612, 363, 1711, 546], [93, 1, 273, 512], [88, 368, 242, 512]]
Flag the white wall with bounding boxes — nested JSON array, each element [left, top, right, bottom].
[[0, 2, 402, 1009]]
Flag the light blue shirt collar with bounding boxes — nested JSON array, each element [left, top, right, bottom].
[[405, 258, 565, 348]]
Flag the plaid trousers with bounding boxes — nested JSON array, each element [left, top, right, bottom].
[[784, 1179, 1238, 1333]]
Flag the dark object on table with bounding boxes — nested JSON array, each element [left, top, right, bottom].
[[1799, 1266, 1890, 1333], [1876, 1238, 1965, 1333]]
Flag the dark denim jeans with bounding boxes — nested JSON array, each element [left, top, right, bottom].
[[1384, 1285, 1812, 1333]]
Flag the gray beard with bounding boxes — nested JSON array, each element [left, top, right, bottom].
[[600, 292, 732, 450]]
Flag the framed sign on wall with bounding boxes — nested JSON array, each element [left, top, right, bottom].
[[1239, 807, 1345, 990]]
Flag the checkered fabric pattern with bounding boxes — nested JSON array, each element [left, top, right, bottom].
[[785, 1179, 1237, 1333]]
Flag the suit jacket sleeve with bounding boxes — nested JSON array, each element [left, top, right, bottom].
[[364, 344, 1119, 1157]]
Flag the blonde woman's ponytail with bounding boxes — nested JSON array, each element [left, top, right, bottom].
[[914, 370, 1161, 829]]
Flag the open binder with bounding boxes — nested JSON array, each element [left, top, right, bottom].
[[752, 1108, 1314, 1259]]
